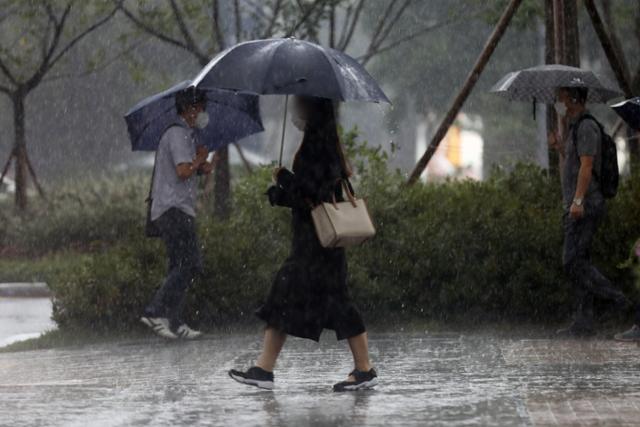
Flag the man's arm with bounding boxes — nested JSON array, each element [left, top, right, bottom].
[[570, 119, 599, 219], [176, 145, 208, 181]]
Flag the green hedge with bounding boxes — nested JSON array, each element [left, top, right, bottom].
[[4, 132, 640, 330]]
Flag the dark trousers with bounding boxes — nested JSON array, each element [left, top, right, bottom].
[[145, 208, 203, 329], [562, 204, 639, 326]]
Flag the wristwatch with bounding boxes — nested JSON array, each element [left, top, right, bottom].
[[572, 197, 584, 207]]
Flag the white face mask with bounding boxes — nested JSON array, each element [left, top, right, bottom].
[[195, 111, 210, 129], [554, 101, 567, 117]]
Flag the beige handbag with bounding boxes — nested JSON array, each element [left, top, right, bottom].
[[311, 180, 376, 248]]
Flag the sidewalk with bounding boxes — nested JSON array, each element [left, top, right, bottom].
[[0, 332, 638, 426]]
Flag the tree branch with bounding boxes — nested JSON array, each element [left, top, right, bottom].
[[285, 0, 328, 37], [212, 0, 226, 50], [168, 0, 207, 62], [262, 0, 282, 38], [0, 84, 10, 95], [367, 0, 400, 50], [233, 0, 242, 42], [119, 3, 190, 52], [358, 10, 480, 66], [338, 0, 365, 50], [28, 1, 121, 91], [41, 37, 147, 84], [23, 2, 72, 91], [0, 55, 17, 85], [370, 0, 412, 53]]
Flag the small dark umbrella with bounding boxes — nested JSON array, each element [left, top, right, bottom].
[[611, 97, 640, 130], [125, 80, 263, 151], [191, 38, 390, 164], [491, 64, 621, 104]]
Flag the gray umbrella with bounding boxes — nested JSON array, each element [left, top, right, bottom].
[[490, 64, 621, 104]]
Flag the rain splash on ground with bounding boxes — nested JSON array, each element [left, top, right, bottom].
[[1, 330, 639, 426]]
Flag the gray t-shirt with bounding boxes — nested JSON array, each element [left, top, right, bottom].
[[150, 123, 198, 221], [562, 113, 603, 209]]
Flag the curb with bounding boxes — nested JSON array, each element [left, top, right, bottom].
[[0, 283, 51, 298]]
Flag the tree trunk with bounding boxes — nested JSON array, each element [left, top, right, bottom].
[[13, 93, 28, 212], [545, 0, 559, 176], [213, 145, 230, 219], [564, 0, 580, 67]]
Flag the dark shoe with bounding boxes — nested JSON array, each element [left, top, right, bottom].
[[333, 368, 378, 392], [228, 367, 274, 390], [614, 325, 640, 342], [556, 321, 595, 338]]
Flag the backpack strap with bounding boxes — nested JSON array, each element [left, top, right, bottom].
[[571, 113, 604, 181]]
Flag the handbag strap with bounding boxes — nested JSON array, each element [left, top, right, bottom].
[[332, 178, 358, 208]]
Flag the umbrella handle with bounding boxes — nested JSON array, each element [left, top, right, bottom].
[[279, 95, 289, 167]]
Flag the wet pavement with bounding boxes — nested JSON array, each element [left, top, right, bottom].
[[0, 331, 639, 426], [0, 297, 56, 347]]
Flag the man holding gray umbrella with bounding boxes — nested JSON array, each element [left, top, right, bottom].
[[492, 65, 639, 339], [549, 85, 635, 337]]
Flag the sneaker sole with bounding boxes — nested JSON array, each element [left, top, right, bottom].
[[176, 330, 203, 340], [613, 335, 640, 342], [140, 317, 178, 339], [336, 378, 379, 392], [228, 371, 274, 390]]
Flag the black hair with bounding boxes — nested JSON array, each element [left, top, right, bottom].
[[296, 96, 353, 178], [561, 86, 588, 105], [175, 87, 207, 114]]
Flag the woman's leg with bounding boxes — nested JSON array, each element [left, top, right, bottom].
[[347, 332, 372, 375], [256, 327, 287, 372]]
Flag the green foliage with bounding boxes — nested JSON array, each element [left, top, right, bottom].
[[4, 131, 640, 330], [0, 174, 148, 256]]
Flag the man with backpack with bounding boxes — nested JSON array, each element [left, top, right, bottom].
[[549, 86, 640, 340]]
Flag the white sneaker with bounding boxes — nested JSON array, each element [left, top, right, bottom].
[[175, 324, 202, 339], [140, 317, 178, 339]]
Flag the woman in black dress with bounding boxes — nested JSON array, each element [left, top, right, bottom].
[[229, 96, 377, 392]]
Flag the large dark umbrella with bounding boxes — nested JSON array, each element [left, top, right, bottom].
[[490, 64, 621, 104], [611, 97, 640, 130], [125, 80, 263, 151], [191, 38, 390, 165], [192, 38, 390, 103]]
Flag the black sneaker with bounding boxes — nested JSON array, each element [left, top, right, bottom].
[[556, 321, 595, 338], [228, 367, 274, 390], [333, 368, 378, 392], [614, 325, 640, 342]]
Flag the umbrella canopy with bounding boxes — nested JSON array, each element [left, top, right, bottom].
[[125, 80, 263, 151], [192, 38, 390, 103], [611, 97, 640, 130], [490, 64, 621, 104]]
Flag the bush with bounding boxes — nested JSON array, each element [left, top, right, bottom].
[[6, 130, 640, 330], [0, 174, 148, 256]]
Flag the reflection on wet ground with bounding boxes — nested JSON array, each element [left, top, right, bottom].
[[0, 332, 639, 426], [0, 298, 56, 347]]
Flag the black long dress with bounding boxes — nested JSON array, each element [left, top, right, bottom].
[[256, 125, 366, 342]]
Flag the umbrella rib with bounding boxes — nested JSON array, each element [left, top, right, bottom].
[[313, 45, 347, 101]]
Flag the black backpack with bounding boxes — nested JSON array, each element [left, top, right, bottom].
[[572, 114, 619, 199]]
